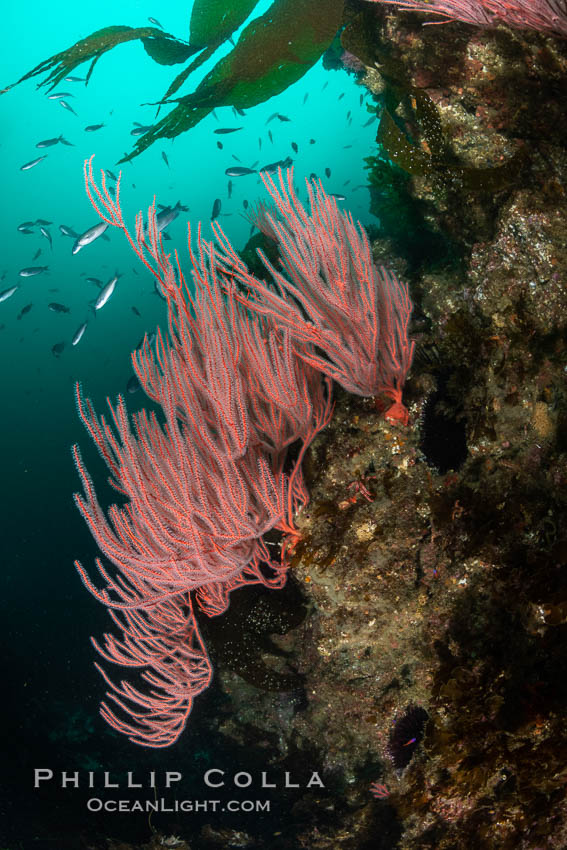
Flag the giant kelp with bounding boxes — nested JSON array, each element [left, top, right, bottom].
[[124, 0, 345, 160], [4, 0, 345, 161], [5, 25, 193, 91], [159, 0, 261, 104]]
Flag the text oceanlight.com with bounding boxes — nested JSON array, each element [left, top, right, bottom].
[[86, 798, 272, 813]]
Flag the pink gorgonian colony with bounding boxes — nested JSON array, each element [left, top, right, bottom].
[[370, 0, 567, 37], [72, 157, 414, 747]]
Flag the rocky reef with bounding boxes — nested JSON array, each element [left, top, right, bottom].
[[204, 8, 567, 849]]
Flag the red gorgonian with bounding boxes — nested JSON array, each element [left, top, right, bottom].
[[72, 158, 413, 746]]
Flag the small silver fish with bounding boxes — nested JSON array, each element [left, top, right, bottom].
[[72, 222, 109, 255], [127, 374, 141, 394], [154, 201, 187, 233], [36, 135, 67, 148], [40, 226, 53, 249], [259, 157, 292, 174], [211, 198, 221, 221], [59, 224, 79, 238], [48, 302, 70, 313], [20, 155, 47, 171], [64, 76, 85, 82], [130, 123, 154, 136], [225, 167, 256, 177], [72, 322, 87, 346], [148, 16, 163, 28], [59, 100, 77, 115], [19, 266, 48, 277], [85, 123, 105, 132], [0, 285, 19, 303], [94, 274, 119, 310]]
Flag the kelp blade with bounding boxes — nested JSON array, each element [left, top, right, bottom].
[[159, 0, 262, 104], [141, 34, 198, 66], [189, 0, 260, 48], [8, 26, 187, 92], [123, 0, 344, 160]]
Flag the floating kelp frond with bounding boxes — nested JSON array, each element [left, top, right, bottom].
[[122, 0, 345, 161], [141, 33, 198, 66], [156, 0, 261, 105], [7, 26, 192, 93], [189, 0, 260, 50]]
